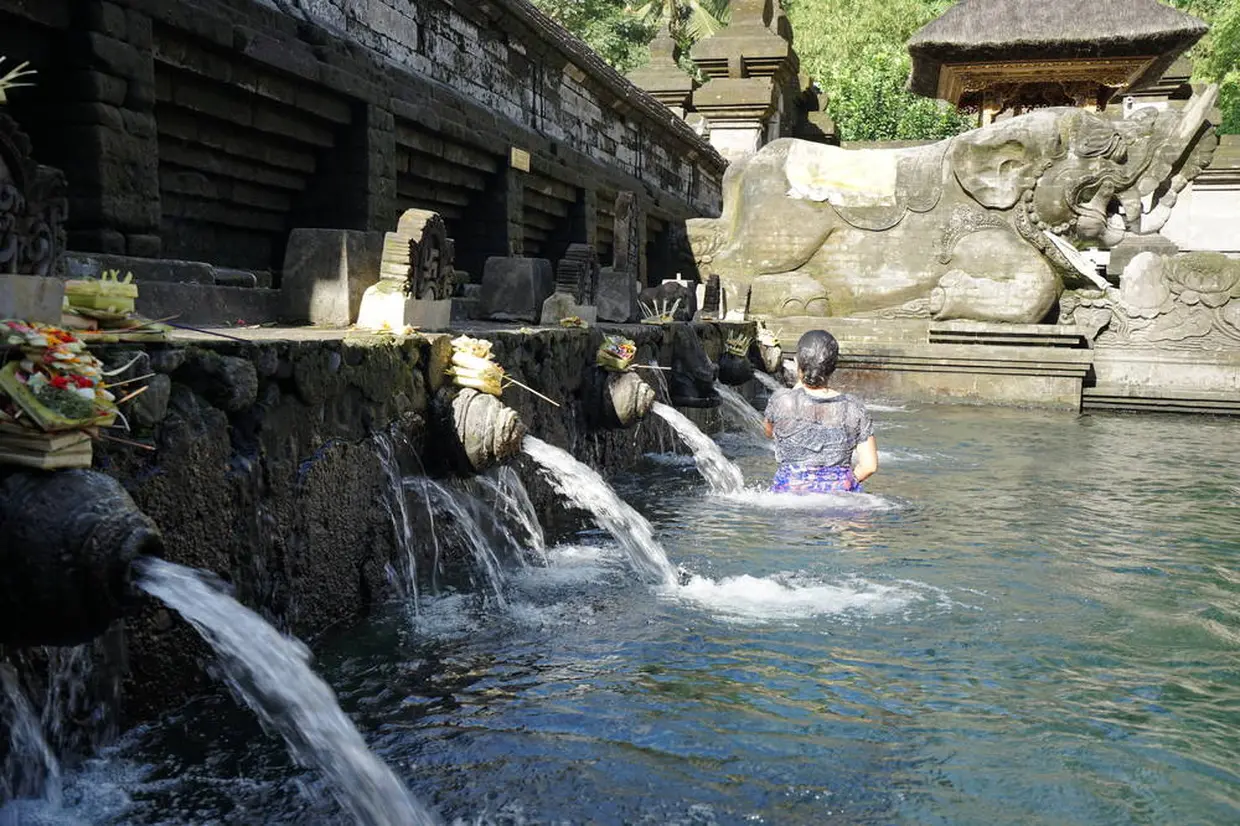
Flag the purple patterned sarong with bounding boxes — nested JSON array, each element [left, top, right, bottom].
[[771, 464, 861, 494]]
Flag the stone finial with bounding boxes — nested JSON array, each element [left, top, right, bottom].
[[626, 22, 696, 117]]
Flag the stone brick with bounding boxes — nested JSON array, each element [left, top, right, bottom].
[[127, 234, 162, 258], [58, 102, 125, 131], [65, 71, 129, 106], [479, 256, 555, 322], [86, 2, 128, 39], [68, 229, 126, 254], [86, 33, 149, 80]]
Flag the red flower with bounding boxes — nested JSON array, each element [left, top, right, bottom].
[[50, 375, 71, 390], [72, 375, 93, 388]]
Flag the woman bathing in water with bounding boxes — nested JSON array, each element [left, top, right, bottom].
[[763, 330, 878, 493]]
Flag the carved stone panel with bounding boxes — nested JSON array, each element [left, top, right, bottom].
[[0, 114, 66, 277]]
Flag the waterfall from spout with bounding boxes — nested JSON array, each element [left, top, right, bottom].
[[136, 559, 438, 826], [475, 467, 548, 566], [522, 436, 678, 587], [650, 403, 745, 494], [420, 480, 509, 605], [714, 382, 767, 438], [375, 431, 420, 611], [753, 371, 783, 393], [0, 666, 61, 809]]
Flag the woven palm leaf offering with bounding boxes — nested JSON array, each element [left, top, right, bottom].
[[444, 335, 559, 406], [0, 321, 138, 467], [596, 335, 637, 372], [62, 270, 171, 342]]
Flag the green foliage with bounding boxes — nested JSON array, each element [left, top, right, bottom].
[[1169, 0, 1240, 133], [531, 0, 655, 73], [783, 0, 971, 141], [629, 0, 731, 41]]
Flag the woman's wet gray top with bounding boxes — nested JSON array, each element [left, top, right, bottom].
[[763, 388, 874, 467]]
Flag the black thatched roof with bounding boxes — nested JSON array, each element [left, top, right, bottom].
[[907, 0, 1208, 98]]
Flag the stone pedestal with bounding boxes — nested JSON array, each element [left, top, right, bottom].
[[479, 257, 555, 321], [0, 275, 65, 323], [356, 281, 452, 331], [597, 268, 639, 322], [280, 229, 384, 325]]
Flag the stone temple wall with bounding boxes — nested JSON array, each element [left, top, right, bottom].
[[0, 0, 725, 283]]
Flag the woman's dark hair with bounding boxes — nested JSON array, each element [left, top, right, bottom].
[[796, 329, 839, 388]]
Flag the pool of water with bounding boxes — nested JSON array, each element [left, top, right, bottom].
[[32, 404, 1240, 825]]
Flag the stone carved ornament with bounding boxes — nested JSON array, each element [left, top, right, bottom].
[[554, 243, 600, 306], [1060, 251, 1240, 351], [0, 113, 67, 277], [687, 86, 1220, 324], [379, 209, 455, 301]]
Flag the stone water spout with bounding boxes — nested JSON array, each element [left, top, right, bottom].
[[585, 369, 657, 429], [667, 323, 721, 408], [429, 387, 527, 475], [0, 469, 163, 647]]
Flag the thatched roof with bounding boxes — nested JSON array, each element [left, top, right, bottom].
[[907, 0, 1208, 99]]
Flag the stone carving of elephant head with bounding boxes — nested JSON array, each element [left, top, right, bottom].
[[952, 87, 1219, 277], [687, 86, 1220, 324]]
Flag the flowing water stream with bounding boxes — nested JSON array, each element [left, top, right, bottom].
[[714, 381, 767, 438], [752, 371, 783, 393], [522, 435, 678, 586], [134, 559, 437, 826], [0, 666, 61, 813], [651, 402, 745, 493]]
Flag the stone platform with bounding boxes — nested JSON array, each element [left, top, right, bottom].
[[768, 315, 1240, 415]]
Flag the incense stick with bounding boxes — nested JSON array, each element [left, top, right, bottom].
[[96, 432, 156, 451], [502, 377, 561, 408]]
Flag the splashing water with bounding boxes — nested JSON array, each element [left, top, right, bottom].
[[753, 371, 783, 393], [375, 431, 420, 611], [650, 403, 745, 494], [136, 559, 438, 826], [0, 666, 61, 810], [420, 480, 510, 605], [522, 436, 678, 586], [713, 382, 767, 439]]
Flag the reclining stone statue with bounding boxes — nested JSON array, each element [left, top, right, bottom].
[[688, 87, 1220, 324]]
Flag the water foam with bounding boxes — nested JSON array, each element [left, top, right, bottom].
[[672, 573, 920, 624]]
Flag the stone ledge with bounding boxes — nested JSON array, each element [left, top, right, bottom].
[[1084, 385, 1240, 416], [839, 343, 1094, 379]]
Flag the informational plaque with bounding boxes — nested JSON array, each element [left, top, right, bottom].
[[510, 147, 531, 172]]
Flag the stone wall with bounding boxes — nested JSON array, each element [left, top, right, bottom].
[[0, 321, 737, 733], [0, 0, 725, 283]]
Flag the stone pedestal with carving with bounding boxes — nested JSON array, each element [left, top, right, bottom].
[[356, 209, 456, 332]]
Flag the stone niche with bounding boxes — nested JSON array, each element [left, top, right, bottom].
[[0, 113, 66, 277]]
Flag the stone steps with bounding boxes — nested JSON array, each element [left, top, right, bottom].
[[1083, 385, 1240, 416]]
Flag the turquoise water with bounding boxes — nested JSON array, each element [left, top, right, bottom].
[[30, 405, 1240, 824]]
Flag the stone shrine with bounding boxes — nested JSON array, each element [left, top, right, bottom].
[[906, 0, 1209, 124]]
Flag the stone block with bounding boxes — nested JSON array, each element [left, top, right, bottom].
[[63, 252, 215, 284], [280, 229, 384, 326], [126, 234, 161, 258], [479, 256, 554, 322], [540, 292, 598, 326], [134, 282, 281, 325], [356, 280, 452, 331], [596, 267, 638, 322], [0, 275, 65, 323]]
